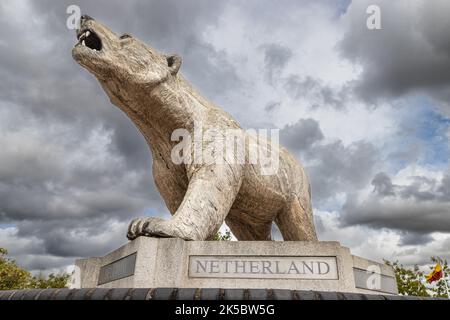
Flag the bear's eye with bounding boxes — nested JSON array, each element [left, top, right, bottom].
[[120, 33, 132, 40]]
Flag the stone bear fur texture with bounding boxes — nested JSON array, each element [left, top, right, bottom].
[[72, 15, 317, 242]]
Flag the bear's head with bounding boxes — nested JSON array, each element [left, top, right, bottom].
[[72, 15, 182, 90]]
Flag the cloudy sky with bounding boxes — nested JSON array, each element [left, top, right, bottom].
[[0, 0, 449, 274]]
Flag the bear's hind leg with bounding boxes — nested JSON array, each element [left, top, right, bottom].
[[275, 196, 318, 241]]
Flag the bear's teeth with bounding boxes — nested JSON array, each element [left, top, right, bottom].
[[85, 31, 91, 37], [82, 40, 85, 46]]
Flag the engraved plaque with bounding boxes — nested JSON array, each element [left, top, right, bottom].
[[98, 252, 137, 285], [353, 268, 398, 294], [189, 256, 338, 280]]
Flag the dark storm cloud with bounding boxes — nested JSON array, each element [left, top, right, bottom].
[[0, 120, 163, 223], [341, 170, 450, 235], [280, 118, 324, 151], [22, 256, 76, 272], [284, 75, 350, 109], [0, 162, 162, 222], [284, 76, 320, 100], [399, 231, 433, 246], [340, 0, 450, 114], [264, 101, 281, 113], [16, 218, 128, 258], [305, 141, 378, 203], [371, 172, 395, 197], [180, 35, 241, 99], [370, 171, 450, 203], [261, 43, 292, 85], [0, 221, 117, 271], [280, 119, 378, 204]]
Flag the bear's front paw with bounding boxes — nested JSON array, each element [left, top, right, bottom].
[[127, 217, 175, 240]]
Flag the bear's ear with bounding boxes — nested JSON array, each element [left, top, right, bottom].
[[166, 54, 182, 75]]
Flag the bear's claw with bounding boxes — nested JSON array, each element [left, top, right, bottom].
[[127, 217, 174, 240]]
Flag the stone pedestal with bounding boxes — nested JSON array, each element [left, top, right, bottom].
[[72, 238, 397, 295]]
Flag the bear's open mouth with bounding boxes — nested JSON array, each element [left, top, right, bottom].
[[77, 29, 102, 51]]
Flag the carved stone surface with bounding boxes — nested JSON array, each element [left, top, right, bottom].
[[72, 15, 317, 241], [188, 256, 338, 280], [70, 237, 398, 295], [98, 253, 137, 285]]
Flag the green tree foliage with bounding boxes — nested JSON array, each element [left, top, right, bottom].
[[213, 229, 232, 241], [385, 260, 429, 297], [0, 248, 70, 290], [385, 257, 449, 298], [0, 248, 30, 290]]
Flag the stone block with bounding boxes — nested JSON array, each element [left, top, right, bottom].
[[73, 238, 397, 295]]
